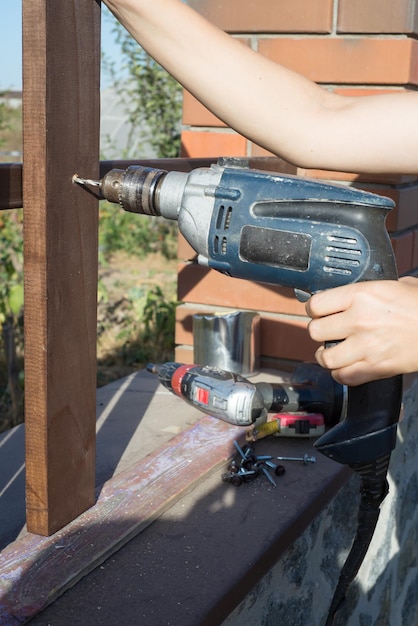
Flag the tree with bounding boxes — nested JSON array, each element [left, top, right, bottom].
[[103, 13, 182, 159]]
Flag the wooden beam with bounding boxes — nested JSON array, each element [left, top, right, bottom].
[[22, 0, 101, 535], [0, 163, 23, 210], [0, 157, 297, 210]]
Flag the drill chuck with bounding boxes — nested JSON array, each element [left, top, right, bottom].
[[100, 165, 168, 216]]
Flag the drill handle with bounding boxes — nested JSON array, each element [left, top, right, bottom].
[[314, 375, 402, 465], [314, 209, 401, 466]]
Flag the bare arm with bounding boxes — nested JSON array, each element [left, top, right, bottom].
[[103, 0, 418, 174]]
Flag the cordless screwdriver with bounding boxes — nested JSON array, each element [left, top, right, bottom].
[[146, 361, 344, 432]]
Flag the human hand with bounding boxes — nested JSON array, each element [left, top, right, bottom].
[[306, 277, 418, 386]]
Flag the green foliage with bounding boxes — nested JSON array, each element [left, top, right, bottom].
[[0, 210, 24, 431], [0, 210, 24, 325], [97, 284, 178, 385], [99, 200, 178, 260], [123, 284, 177, 365], [142, 285, 178, 360], [104, 15, 182, 159]]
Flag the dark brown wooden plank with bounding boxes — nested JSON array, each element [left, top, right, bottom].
[[0, 416, 244, 624], [0, 158, 296, 210], [22, 0, 101, 535], [0, 163, 22, 210]]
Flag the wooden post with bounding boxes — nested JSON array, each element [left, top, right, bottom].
[[22, 0, 101, 535]]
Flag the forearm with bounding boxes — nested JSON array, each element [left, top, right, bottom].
[[102, 0, 343, 168], [103, 0, 418, 174]]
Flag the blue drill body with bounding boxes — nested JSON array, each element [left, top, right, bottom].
[[99, 159, 402, 465]]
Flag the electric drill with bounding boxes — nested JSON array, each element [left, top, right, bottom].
[[75, 158, 402, 623], [78, 158, 402, 463]]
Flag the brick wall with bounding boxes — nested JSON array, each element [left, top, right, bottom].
[[175, 0, 418, 369]]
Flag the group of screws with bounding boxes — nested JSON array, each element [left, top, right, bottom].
[[222, 441, 316, 488]]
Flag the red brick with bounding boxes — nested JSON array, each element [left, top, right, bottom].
[[297, 168, 416, 186], [188, 0, 333, 34], [338, 0, 418, 35], [178, 233, 197, 261], [250, 144, 276, 159], [181, 130, 247, 158], [367, 185, 418, 232], [261, 315, 317, 362], [175, 344, 194, 365], [177, 262, 307, 316], [258, 37, 418, 86], [391, 231, 414, 275], [183, 91, 226, 127]]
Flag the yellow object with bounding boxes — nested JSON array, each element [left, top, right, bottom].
[[246, 420, 280, 441]]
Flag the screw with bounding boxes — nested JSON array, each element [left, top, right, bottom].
[[233, 440, 245, 458], [233, 440, 252, 460], [276, 454, 316, 465], [263, 460, 277, 470], [261, 466, 277, 488]]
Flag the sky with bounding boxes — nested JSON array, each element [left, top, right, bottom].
[[0, 3, 123, 91]]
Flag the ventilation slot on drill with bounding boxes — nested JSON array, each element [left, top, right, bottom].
[[213, 235, 228, 255], [214, 205, 232, 256], [216, 205, 233, 231], [224, 207, 233, 230], [216, 206, 225, 230], [324, 235, 362, 276]]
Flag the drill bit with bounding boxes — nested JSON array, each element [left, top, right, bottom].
[[72, 174, 101, 187]]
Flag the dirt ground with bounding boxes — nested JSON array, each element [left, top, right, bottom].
[[0, 251, 178, 430], [99, 250, 177, 309], [96, 250, 178, 385]]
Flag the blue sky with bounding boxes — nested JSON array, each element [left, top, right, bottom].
[[0, 4, 123, 91]]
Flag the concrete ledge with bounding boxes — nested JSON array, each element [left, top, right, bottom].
[[0, 369, 350, 624]]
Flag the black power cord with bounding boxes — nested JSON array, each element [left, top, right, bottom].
[[325, 453, 391, 625]]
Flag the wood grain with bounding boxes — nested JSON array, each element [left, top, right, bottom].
[[22, 0, 101, 535]]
